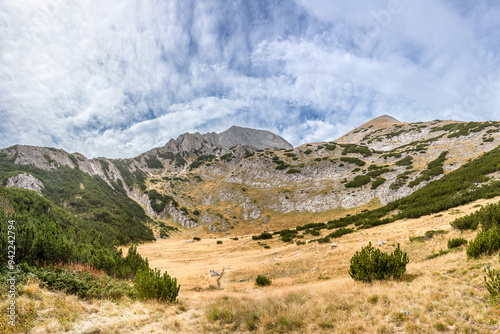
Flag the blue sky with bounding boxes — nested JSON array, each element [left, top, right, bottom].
[[1, 0, 500, 158]]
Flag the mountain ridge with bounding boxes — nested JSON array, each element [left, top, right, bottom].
[[2, 117, 500, 237]]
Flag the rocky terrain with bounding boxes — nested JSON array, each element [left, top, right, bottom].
[[2, 117, 500, 234]]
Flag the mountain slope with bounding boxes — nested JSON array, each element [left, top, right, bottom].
[[2, 119, 500, 236]]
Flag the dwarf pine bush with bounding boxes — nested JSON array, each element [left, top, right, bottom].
[[447, 238, 468, 249], [255, 275, 272, 287], [349, 242, 409, 283], [135, 268, 180, 302], [484, 266, 500, 297]]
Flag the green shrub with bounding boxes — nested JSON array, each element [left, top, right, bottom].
[[252, 232, 273, 240], [135, 268, 180, 302], [277, 229, 299, 242], [409, 236, 425, 243], [395, 156, 413, 166], [424, 230, 448, 238], [341, 144, 372, 157], [427, 249, 451, 259], [304, 229, 321, 236], [33, 264, 135, 300], [485, 266, 500, 297], [327, 227, 354, 239], [466, 227, 500, 258], [447, 238, 468, 249], [349, 243, 409, 283], [193, 237, 201, 241], [450, 214, 480, 230], [286, 168, 301, 174], [217, 240, 223, 244], [220, 153, 234, 162], [325, 144, 336, 151], [409, 151, 448, 187], [381, 152, 402, 159], [304, 149, 312, 155], [371, 177, 386, 189], [345, 175, 371, 188], [145, 156, 163, 169], [255, 275, 272, 287], [340, 157, 366, 167]]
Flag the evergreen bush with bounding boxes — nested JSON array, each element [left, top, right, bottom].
[[349, 243, 409, 283], [447, 238, 468, 249], [466, 228, 500, 258], [255, 275, 272, 286], [485, 265, 500, 297], [135, 268, 180, 302]]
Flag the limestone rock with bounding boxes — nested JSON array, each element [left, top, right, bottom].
[[6, 173, 44, 194]]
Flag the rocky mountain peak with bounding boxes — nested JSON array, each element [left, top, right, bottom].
[[215, 126, 293, 150], [161, 125, 292, 154]]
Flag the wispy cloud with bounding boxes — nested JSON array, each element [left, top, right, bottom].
[[1, 0, 499, 158]]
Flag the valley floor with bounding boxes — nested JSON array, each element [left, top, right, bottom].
[[4, 198, 500, 333]]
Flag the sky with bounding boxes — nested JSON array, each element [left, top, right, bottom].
[[1, 0, 500, 158]]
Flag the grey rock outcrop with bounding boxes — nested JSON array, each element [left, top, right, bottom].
[[6, 173, 44, 194]]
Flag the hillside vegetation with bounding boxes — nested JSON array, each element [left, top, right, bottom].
[[2, 119, 500, 332], [0, 153, 154, 244]]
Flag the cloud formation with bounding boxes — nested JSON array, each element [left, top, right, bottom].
[[1, 0, 500, 158]]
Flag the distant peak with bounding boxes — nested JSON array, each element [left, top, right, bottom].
[[336, 114, 402, 143], [370, 114, 401, 124]]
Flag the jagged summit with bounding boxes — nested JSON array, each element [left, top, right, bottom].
[[162, 125, 293, 153]]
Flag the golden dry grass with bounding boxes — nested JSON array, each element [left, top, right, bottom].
[[6, 197, 500, 333]]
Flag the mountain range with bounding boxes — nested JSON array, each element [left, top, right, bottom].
[[1, 115, 500, 239]]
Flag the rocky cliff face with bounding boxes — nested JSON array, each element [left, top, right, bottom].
[[2, 119, 500, 233], [5, 173, 44, 194]]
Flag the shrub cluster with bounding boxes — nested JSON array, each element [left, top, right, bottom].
[[135, 268, 180, 302], [466, 228, 500, 258], [485, 266, 500, 297], [340, 144, 372, 157], [255, 275, 272, 286], [145, 156, 163, 169], [349, 243, 409, 283], [447, 238, 468, 249], [34, 264, 135, 300], [340, 157, 366, 167], [252, 232, 273, 240], [345, 175, 371, 188]]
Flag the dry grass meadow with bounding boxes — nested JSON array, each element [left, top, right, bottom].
[[5, 197, 500, 333]]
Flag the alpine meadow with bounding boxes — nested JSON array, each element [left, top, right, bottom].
[[3, 1, 500, 333], [2, 116, 500, 332]]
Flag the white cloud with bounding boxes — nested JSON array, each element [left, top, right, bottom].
[[1, 0, 500, 157]]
